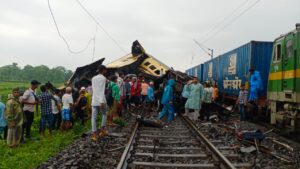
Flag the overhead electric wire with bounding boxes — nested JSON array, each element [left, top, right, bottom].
[[199, 0, 250, 42], [75, 0, 127, 54], [202, 0, 261, 43], [47, 0, 95, 54], [193, 39, 211, 56], [91, 26, 98, 62]]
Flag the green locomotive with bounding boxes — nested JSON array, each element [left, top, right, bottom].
[[268, 24, 300, 133]]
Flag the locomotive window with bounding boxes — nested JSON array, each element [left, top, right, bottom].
[[286, 40, 293, 58], [274, 44, 281, 62]]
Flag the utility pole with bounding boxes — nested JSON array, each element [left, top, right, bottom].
[[193, 39, 213, 59]]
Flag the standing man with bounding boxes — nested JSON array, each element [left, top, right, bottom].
[[52, 89, 62, 130], [212, 84, 219, 102], [5, 88, 23, 147], [75, 89, 87, 126], [62, 87, 73, 130], [107, 75, 120, 126], [248, 68, 263, 102], [158, 79, 176, 126], [122, 77, 131, 113], [22, 80, 40, 139], [91, 65, 108, 141], [141, 80, 149, 103], [130, 77, 141, 107], [203, 83, 213, 121], [38, 85, 55, 136], [0, 96, 7, 140], [183, 78, 204, 121], [237, 84, 248, 121], [116, 72, 124, 117]]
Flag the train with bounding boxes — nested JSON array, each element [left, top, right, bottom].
[[186, 24, 300, 134]]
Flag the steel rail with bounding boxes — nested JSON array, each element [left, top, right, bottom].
[[116, 122, 139, 169], [182, 116, 237, 169]]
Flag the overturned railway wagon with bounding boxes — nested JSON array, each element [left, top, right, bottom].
[[64, 40, 191, 95], [65, 41, 170, 90]]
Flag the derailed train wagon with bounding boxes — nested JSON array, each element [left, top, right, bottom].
[[202, 41, 273, 101]]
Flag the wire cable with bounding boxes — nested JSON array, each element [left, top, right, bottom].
[[194, 39, 210, 55], [91, 26, 98, 62], [47, 0, 95, 54], [202, 0, 261, 43], [75, 0, 127, 54], [199, 0, 250, 42]]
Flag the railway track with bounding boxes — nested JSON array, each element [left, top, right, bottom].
[[117, 116, 253, 169]]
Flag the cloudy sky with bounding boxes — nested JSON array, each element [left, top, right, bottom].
[[0, 0, 299, 71]]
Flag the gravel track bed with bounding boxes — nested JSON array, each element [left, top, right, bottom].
[[37, 114, 136, 169], [194, 116, 300, 169]]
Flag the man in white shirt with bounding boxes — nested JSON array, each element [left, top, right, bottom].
[[62, 87, 73, 130], [91, 65, 108, 140], [22, 80, 40, 139]]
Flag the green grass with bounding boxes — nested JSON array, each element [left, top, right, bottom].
[[0, 82, 90, 169], [0, 82, 29, 103], [0, 119, 90, 169]]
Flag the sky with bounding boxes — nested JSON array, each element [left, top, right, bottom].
[[0, 0, 299, 71]]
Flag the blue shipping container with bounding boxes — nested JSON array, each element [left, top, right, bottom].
[[216, 41, 273, 97], [203, 57, 220, 84], [185, 69, 192, 76], [185, 64, 203, 82], [197, 64, 203, 82]]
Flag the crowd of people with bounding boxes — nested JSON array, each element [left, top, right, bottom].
[[0, 65, 259, 147], [0, 65, 160, 146]]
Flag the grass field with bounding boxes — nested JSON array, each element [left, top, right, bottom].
[[0, 82, 90, 169], [0, 82, 29, 103]]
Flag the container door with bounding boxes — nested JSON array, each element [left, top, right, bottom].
[[282, 34, 295, 92]]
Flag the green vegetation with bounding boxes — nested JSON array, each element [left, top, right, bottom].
[[0, 82, 63, 103], [0, 82, 29, 103], [0, 82, 90, 169], [0, 119, 90, 169], [0, 63, 73, 83]]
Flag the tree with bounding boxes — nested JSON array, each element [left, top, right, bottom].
[[0, 63, 73, 83]]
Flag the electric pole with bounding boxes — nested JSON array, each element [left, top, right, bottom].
[[193, 39, 214, 59]]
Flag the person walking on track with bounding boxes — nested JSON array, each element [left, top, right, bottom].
[[158, 79, 176, 127]]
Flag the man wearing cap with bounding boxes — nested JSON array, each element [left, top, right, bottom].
[[21, 80, 40, 139], [6, 88, 23, 147]]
